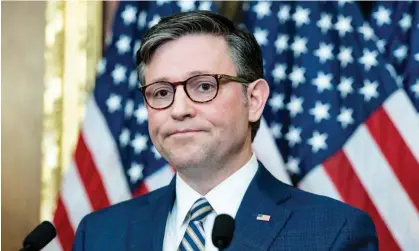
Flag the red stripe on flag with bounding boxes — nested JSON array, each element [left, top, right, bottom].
[[324, 150, 400, 251], [53, 197, 75, 251], [133, 182, 149, 197], [74, 134, 111, 211], [366, 107, 419, 211]]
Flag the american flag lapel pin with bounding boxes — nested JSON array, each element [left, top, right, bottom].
[[256, 214, 271, 222]]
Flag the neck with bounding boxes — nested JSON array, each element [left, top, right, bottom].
[[177, 145, 253, 195]]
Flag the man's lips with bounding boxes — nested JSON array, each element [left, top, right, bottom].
[[168, 129, 203, 136]]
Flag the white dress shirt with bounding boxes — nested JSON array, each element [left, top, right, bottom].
[[163, 153, 259, 251]]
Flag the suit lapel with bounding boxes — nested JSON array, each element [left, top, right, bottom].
[[127, 177, 176, 251], [228, 162, 292, 251]]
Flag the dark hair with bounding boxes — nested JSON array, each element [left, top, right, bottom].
[[136, 10, 263, 141]]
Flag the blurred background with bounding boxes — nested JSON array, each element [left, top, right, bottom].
[[2, 1, 418, 251]]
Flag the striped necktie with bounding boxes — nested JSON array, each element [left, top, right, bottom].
[[178, 198, 213, 251]]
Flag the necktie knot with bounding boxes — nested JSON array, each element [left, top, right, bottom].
[[178, 198, 212, 251], [189, 197, 213, 222]]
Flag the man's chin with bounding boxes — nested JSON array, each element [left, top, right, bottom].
[[169, 156, 198, 168], [166, 153, 208, 170]]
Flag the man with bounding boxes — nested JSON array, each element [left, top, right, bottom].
[[72, 11, 378, 251]]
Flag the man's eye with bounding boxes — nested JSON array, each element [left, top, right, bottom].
[[197, 82, 216, 92], [153, 88, 172, 98]]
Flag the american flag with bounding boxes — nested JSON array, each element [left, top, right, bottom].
[[241, 1, 419, 251], [45, 1, 419, 251]]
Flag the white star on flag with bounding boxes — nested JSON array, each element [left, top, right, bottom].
[[198, 1, 212, 11], [106, 94, 122, 113], [289, 66, 306, 87], [309, 101, 331, 123], [116, 35, 131, 54], [338, 76, 354, 98], [358, 23, 376, 41], [269, 123, 282, 139], [112, 64, 127, 84], [253, 1, 271, 19], [291, 36, 308, 57], [254, 27, 269, 46], [337, 107, 354, 128], [373, 6, 391, 26], [177, 0, 196, 12], [121, 5, 137, 25], [314, 42, 334, 63], [338, 46, 354, 68], [376, 39, 386, 53], [97, 58, 107, 75], [312, 72, 333, 93], [272, 63, 287, 82], [268, 93, 285, 112], [128, 163, 144, 183], [359, 49, 378, 71], [148, 15, 161, 28], [335, 15, 353, 37], [287, 96, 304, 117], [286, 156, 301, 174], [129, 71, 139, 89], [308, 131, 328, 153], [275, 34, 289, 54], [277, 5, 290, 23], [293, 6, 310, 27], [134, 105, 148, 124], [399, 14, 412, 32], [359, 80, 379, 102], [411, 80, 419, 98], [131, 134, 148, 154], [119, 128, 131, 147], [393, 45, 408, 63], [317, 13, 333, 34], [125, 100, 134, 117], [138, 11, 147, 28], [286, 126, 302, 147]]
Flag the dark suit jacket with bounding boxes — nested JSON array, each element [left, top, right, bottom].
[[72, 162, 378, 250]]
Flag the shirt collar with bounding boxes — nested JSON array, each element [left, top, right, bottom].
[[205, 153, 258, 217], [175, 173, 202, 226], [174, 153, 259, 226]]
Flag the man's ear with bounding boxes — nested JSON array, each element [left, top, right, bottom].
[[247, 79, 270, 123]]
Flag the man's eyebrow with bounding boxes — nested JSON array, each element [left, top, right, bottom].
[[148, 70, 212, 84]]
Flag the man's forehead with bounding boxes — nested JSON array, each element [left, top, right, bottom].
[[144, 35, 234, 84]]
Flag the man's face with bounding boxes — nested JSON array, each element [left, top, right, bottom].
[[144, 34, 252, 170]]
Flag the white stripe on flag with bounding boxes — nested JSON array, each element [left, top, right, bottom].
[[384, 90, 419, 162], [253, 117, 291, 185], [61, 161, 93, 230], [82, 97, 131, 204], [144, 165, 175, 191], [42, 237, 63, 251], [344, 125, 419, 250], [298, 165, 342, 201]]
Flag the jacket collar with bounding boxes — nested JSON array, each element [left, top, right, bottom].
[[227, 161, 292, 250]]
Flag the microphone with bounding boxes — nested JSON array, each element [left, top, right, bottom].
[[212, 214, 235, 250], [20, 221, 56, 251]]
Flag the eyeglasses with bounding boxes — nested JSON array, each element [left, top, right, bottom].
[[139, 74, 250, 109]]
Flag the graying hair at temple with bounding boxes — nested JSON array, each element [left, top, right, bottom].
[[135, 10, 264, 141]]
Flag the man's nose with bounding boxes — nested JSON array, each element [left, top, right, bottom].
[[170, 86, 196, 120]]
